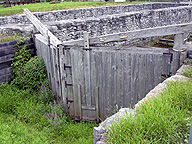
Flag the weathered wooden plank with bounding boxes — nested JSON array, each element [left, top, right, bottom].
[[123, 53, 131, 108], [154, 54, 163, 86], [71, 48, 80, 119], [138, 54, 147, 102], [170, 51, 180, 75], [90, 50, 96, 106], [0, 54, 14, 64], [95, 86, 99, 122], [130, 54, 139, 106], [24, 9, 62, 47], [146, 54, 155, 94], [59, 45, 68, 114], [66, 49, 74, 117], [0, 67, 11, 76], [62, 23, 192, 47], [173, 33, 184, 51], [106, 52, 112, 113], [110, 52, 117, 113], [0, 73, 11, 83], [78, 85, 82, 120], [82, 105, 96, 111]]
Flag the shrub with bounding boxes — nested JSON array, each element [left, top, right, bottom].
[[12, 56, 48, 91], [11, 39, 31, 79]]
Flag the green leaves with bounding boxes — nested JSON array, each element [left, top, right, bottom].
[[11, 40, 31, 79], [12, 56, 48, 92]]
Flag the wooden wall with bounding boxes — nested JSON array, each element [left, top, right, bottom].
[[0, 38, 35, 84]]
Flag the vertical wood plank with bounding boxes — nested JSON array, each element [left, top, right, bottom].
[[59, 45, 68, 114], [95, 86, 99, 122], [154, 54, 163, 86], [138, 54, 146, 101], [123, 53, 131, 108], [111, 52, 117, 113], [78, 84, 82, 120]]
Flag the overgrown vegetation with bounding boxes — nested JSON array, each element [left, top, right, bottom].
[[11, 39, 31, 79], [106, 78, 192, 143], [0, 40, 97, 143], [184, 66, 192, 78], [0, 2, 143, 16], [0, 33, 24, 43]]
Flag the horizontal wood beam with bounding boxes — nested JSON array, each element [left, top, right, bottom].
[[24, 8, 62, 47], [62, 23, 192, 47]]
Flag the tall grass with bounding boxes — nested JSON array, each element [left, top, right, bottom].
[[106, 80, 192, 143], [0, 33, 24, 43], [0, 82, 97, 143]]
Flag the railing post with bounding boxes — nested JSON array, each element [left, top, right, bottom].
[[173, 33, 184, 51]]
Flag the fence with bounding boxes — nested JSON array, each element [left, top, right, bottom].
[[25, 8, 190, 121]]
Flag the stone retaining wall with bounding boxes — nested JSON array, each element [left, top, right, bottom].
[[46, 6, 192, 42], [0, 3, 186, 26]]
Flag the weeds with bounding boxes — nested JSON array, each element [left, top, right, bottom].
[[106, 80, 192, 143], [0, 33, 23, 43]]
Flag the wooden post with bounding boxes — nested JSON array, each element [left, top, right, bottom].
[[173, 33, 184, 51], [84, 32, 91, 106]]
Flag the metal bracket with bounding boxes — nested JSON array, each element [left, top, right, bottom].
[[65, 81, 73, 88], [64, 64, 71, 70], [66, 97, 74, 104], [83, 48, 92, 51], [63, 46, 70, 55]]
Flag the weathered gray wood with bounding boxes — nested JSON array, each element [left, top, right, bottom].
[[83, 32, 91, 106], [0, 73, 11, 83], [59, 45, 68, 114], [82, 105, 96, 111], [110, 52, 117, 113], [78, 85, 82, 120], [0, 67, 11, 76], [154, 54, 163, 86], [95, 87, 99, 122], [170, 51, 180, 75], [66, 49, 74, 117], [173, 33, 184, 51], [0, 54, 14, 64], [138, 54, 147, 102], [130, 54, 139, 106], [24, 9, 62, 47], [123, 53, 131, 108], [62, 23, 192, 47]]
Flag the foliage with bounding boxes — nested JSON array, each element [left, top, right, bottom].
[[106, 80, 192, 143], [0, 83, 97, 143], [38, 82, 55, 104], [0, 33, 23, 43], [11, 39, 31, 79], [106, 104, 120, 118], [0, 113, 51, 143], [0, 2, 143, 16], [184, 67, 192, 78], [44, 100, 68, 131], [12, 56, 48, 91]]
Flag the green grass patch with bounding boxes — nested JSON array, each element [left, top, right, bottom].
[[0, 2, 143, 16], [0, 83, 97, 143], [184, 66, 192, 78], [0, 33, 24, 43], [106, 80, 192, 143]]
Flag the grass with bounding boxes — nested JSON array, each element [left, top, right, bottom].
[[0, 33, 24, 43], [106, 70, 192, 143], [0, 1, 143, 16], [0, 82, 97, 143]]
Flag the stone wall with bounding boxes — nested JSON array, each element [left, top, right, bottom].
[[47, 6, 192, 42], [0, 3, 186, 26]]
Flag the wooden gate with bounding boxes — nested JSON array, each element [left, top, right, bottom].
[[62, 46, 176, 121]]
